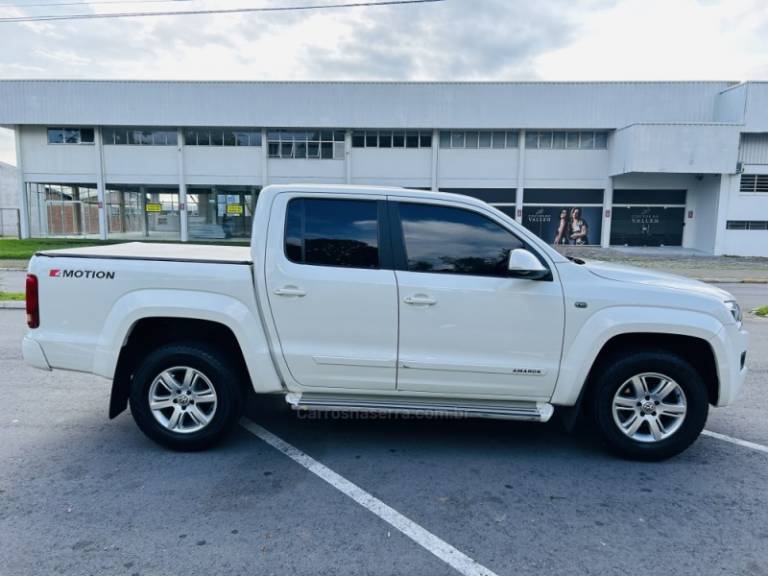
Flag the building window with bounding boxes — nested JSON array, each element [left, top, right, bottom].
[[184, 128, 262, 147], [726, 220, 768, 230], [739, 174, 768, 193], [47, 128, 94, 145], [102, 127, 178, 146], [352, 130, 432, 149], [268, 129, 344, 159], [285, 198, 379, 268], [525, 131, 608, 150], [439, 130, 518, 149], [25, 183, 100, 237]]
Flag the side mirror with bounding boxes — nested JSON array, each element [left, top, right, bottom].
[[507, 248, 549, 280]]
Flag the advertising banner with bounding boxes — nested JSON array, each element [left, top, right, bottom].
[[522, 206, 602, 246], [610, 207, 684, 246]]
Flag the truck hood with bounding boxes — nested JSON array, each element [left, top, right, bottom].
[[583, 260, 732, 301]]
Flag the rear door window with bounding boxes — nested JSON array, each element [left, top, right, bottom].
[[285, 198, 380, 269]]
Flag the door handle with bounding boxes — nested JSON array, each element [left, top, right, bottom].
[[403, 294, 437, 306], [274, 285, 306, 297]]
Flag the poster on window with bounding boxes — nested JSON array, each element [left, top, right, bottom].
[[609, 207, 684, 247], [522, 206, 602, 246]]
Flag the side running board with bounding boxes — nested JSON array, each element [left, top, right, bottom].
[[285, 393, 554, 423]]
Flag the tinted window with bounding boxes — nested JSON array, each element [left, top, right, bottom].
[[398, 203, 524, 277], [285, 198, 379, 269], [47, 128, 64, 144]]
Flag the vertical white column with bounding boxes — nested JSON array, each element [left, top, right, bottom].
[[431, 129, 439, 191], [712, 173, 730, 255], [682, 179, 696, 249], [345, 129, 352, 184], [601, 178, 613, 248], [261, 128, 269, 189], [140, 185, 148, 238], [177, 127, 188, 242], [515, 130, 525, 222], [95, 127, 108, 240], [14, 126, 30, 238]]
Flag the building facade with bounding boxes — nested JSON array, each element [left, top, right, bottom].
[[1, 80, 767, 255]]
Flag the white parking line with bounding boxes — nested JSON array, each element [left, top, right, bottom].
[[240, 419, 499, 576], [702, 429, 768, 455]]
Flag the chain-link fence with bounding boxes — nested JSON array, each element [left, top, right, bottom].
[[0, 208, 21, 238]]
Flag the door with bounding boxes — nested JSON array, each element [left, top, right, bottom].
[[264, 194, 398, 391], [392, 200, 565, 399]]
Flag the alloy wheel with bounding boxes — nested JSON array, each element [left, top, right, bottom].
[[611, 372, 687, 443], [148, 366, 218, 434]]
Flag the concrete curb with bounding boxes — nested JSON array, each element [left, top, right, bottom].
[[0, 301, 24, 309], [696, 278, 768, 284]]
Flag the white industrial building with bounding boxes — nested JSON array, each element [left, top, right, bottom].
[[0, 80, 767, 255]]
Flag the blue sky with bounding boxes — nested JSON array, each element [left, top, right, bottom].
[[1, 0, 767, 163]]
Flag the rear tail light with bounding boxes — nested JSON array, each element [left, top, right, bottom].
[[26, 274, 39, 328]]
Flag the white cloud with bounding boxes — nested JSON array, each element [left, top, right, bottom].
[[1, 0, 767, 165], [534, 0, 768, 81], [0, 0, 766, 82]]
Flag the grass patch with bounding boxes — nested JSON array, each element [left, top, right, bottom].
[[0, 238, 120, 260], [755, 306, 768, 317], [0, 291, 24, 301]]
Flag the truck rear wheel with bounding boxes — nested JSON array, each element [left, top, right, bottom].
[[129, 342, 243, 451], [592, 350, 709, 461]]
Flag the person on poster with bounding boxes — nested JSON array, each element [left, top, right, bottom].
[[568, 207, 589, 245], [553, 209, 568, 245]]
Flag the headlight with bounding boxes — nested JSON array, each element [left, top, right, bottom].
[[725, 300, 742, 324]]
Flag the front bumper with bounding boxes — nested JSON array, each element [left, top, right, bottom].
[[712, 324, 748, 407], [22, 336, 51, 371]]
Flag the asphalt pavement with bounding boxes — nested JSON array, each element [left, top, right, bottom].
[[0, 268, 24, 293], [0, 284, 766, 576]]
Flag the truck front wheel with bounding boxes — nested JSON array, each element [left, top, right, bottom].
[[592, 350, 709, 460], [129, 342, 243, 451]]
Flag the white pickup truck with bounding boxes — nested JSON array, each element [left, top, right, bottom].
[[22, 185, 748, 459]]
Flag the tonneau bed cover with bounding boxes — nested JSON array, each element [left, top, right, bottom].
[[36, 242, 252, 264]]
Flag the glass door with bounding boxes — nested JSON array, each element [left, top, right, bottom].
[[187, 186, 258, 241], [144, 188, 181, 240], [107, 187, 146, 239]]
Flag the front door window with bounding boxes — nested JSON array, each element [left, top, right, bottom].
[[397, 202, 524, 276]]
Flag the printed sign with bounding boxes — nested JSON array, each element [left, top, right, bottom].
[[145, 203, 162, 213], [522, 206, 602, 246], [226, 204, 244, 215], [610, 207, 684, 246]]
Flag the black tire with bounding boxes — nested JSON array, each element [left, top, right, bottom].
[[592, 350, 709, 461], [129, 341, 244, 451]]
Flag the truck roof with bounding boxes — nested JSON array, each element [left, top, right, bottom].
[[261, 184, 490, 207]]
